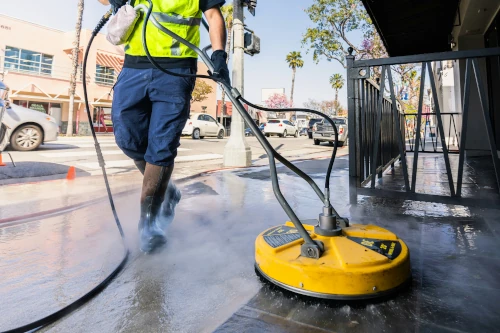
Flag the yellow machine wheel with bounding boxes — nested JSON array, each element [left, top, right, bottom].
[[255, 222, 411, 299]]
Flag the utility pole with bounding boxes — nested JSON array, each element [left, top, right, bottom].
[[223, 0, 252, 167]]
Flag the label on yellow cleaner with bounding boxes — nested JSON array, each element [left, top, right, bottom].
[[263, 225, 301, 248], [347, 237, 402, 260]]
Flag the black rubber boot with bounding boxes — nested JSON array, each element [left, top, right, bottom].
[[138, 195, 167, 253], [157, 181, 182, 230]]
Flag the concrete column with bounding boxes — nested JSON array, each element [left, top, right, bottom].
[[223, 0, 251, 167]]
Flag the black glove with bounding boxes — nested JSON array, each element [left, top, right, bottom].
[[110, 0, 127, 13], [211, 50, 231, 87]]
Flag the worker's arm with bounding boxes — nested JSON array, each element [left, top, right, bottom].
[[204, 6, 226, 51], [204, 5, 231, 86]]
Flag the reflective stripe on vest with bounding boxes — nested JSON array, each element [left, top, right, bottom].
[[125, 0, 201, 58]]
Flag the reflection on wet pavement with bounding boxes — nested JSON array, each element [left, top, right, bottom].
[[1, 157, 499, 332]]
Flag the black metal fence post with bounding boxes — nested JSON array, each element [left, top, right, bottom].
[[347, 48, 358, 204], [347, 48, 357, 179], [411, 63, 427, 192], [457, 59, 472, 197], [472, 58, 500, 193]]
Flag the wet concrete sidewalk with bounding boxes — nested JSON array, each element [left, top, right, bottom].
[[1, 156, 499, 332]]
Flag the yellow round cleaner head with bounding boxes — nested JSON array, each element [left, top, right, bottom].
[[255, 221, 411, 300]]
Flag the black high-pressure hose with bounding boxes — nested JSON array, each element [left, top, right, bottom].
[[1, 10, 129, 333], [139, 0, 340, 192]]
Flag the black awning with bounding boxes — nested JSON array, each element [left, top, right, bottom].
[[362, 0, 460, 56]]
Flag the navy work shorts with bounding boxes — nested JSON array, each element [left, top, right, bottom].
[[112, 67, 196, 167]]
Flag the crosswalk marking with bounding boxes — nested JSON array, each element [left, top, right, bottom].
[[40, 150, 126, 158], [39, 147, 190, 157], [55, 140, 116, 144], [77, 153, 223, 169], [79, 160, 136, 169], [175, 153, 222, 162], [43, 143, 119, 149]]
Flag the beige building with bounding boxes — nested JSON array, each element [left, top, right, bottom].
[[0, 14, 217, 135]]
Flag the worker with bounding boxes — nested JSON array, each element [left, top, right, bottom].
[[107, 0, 230, 253]]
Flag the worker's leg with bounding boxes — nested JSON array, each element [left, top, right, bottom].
[[138, 67, 195, 252], [111, 68, 151, 164]]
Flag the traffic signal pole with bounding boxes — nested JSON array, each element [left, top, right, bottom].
[[223, 0, 252, 167]]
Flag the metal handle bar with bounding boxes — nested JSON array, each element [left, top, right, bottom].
[[196, 19, 335, 213], [136, 4, 331, 252]]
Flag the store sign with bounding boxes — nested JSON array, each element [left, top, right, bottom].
[[29, 103, 48, 113]]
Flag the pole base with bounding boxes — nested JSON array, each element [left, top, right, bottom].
[[223, 144, 252, 167]]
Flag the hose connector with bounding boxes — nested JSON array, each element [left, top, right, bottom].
[[93, 9, 113, 35], [324, 187, 331, 207]]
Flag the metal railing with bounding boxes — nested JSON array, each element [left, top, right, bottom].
[[349, 75, 404, 187], [347, 47, 500, 201], [0, 56, 86, 82], [0, 56, 115, 85], [404, 112, 461, 153], [95, 72, 117, 86]]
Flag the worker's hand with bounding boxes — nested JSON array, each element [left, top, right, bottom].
[[211, 50, 231, 87]]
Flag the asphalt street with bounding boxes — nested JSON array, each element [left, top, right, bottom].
[[0, 134, 345, 184]]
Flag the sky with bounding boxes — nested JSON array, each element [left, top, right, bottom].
[[0, 0, 366, 109]]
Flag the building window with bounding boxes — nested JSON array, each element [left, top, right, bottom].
[[4, 46, 53, 76], [95, 65, 115, 86]]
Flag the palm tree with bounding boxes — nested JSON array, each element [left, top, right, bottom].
[[329, 74, 344, 116], [285, 51, 304, 106], [67, 0, 84, 136], [219, 4, 233, 125]]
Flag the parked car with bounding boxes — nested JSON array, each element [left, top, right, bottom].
[[182, 113, 225, 139], [0, 81, 8, 152], [245, 123, 265, 136], [312, 117, 348, 146], [264, 119, 298, 138], [1, 96, 59, 151], [299, 128, 308, 136], [307, 118, 323, 139]]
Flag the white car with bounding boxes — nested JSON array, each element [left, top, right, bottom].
[[0, 83, 58, 151], [1, 103, 59, 151], [182, 112, 225, 139], [264, 119, 298, 138]]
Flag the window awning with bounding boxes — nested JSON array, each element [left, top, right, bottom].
[[96, 53, 124, 72]]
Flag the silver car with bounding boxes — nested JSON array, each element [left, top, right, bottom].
[[312, 117, 348, 147], [0, 82, 58, 151]]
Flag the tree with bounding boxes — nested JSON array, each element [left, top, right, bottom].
[[67, 0, 84, 136], [219, 4, 233, 123], [320, 100, 337, 117], [303, 98, 322, 111], [303, 98, 344, 118], [265, 93, 293, 119], [303, 0, 420, 113], [302, 0, 373, 68], [191, 79, 213, 103], [329, 74, 344, 115], [285, 51, 304, 106]]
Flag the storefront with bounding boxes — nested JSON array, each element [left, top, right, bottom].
[[12, 100, 62, 125], [92, 106, 113, 133]]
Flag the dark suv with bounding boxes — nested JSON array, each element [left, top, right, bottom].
[[307, 118, 323, 139]]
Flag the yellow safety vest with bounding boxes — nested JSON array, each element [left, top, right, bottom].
[[125, 0, 202, 58]]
